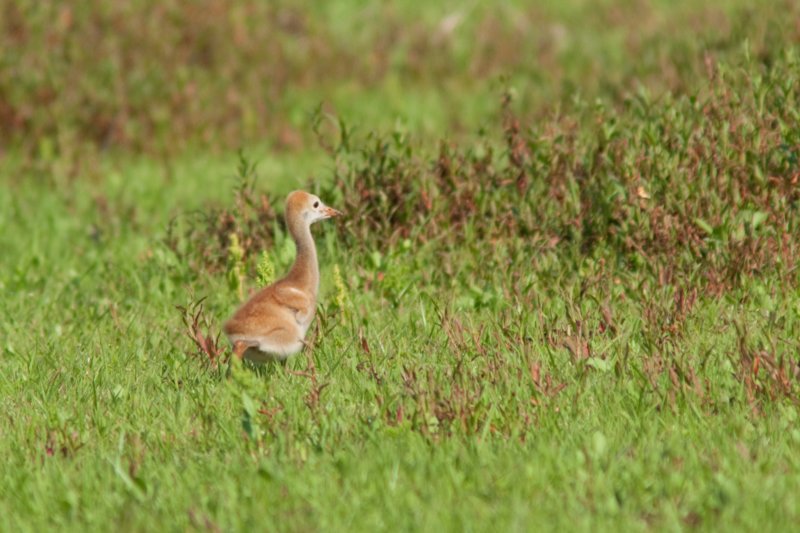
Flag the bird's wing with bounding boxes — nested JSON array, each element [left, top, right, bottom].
[[270, 285, 315, 324], [223, 284, 315, 337]]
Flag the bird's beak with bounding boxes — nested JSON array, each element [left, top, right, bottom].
[[322, 206, 342, 218]]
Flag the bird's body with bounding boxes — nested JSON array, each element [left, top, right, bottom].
[[223, 191, 340, 362]]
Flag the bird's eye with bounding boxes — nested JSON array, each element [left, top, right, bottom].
[[313, 201, 319, 208]]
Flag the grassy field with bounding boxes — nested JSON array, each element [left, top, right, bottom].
[[2, 1, 800, 531]]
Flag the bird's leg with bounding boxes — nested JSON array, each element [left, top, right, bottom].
[[232, 340, 250, 360]]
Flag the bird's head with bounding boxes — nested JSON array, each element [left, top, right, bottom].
[[286, 190, 342, 225]]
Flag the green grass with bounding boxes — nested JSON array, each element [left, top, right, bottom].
[[2, 1, 800, 532]]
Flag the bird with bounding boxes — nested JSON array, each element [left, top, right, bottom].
[[223, 190, 341, 362]]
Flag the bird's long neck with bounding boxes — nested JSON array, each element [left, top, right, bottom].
[[286, 214, 319, 296]]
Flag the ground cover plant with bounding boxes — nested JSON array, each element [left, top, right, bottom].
[[2, 1, 800, 531]]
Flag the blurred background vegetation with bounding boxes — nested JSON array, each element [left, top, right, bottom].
[[2, 0, 798, 164]]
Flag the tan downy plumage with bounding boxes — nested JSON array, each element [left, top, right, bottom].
[[223, 191, 341, 362]]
